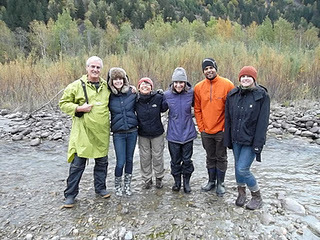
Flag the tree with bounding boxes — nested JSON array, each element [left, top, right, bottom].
[[256, 17, 274, 43], [274, 17, 295, 48], [0, 20, 18, 62]]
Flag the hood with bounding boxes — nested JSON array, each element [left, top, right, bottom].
[[107, 67, 130, 94]]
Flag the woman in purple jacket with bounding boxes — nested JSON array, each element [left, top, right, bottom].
[[163, 67, 197, 194]]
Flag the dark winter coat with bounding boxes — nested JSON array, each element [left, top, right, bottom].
[[224, 85, 270, 149], [109, 89, 138, 133], [136, 92, 168, 138], [163, 83, 197, 144]]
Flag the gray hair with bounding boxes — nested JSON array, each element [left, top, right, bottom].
[[86, 56, 103, 68]]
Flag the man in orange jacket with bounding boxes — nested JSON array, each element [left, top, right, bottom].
[[194, 58, 234, 196]]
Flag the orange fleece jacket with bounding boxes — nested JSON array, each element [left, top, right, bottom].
[[194, 75, 234, 134]]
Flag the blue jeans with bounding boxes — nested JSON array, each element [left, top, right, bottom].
[[168, 141, 194, 177], [232, 143, 259, 192], [64, 154, 109, 198], [113, 130, 138, 177]]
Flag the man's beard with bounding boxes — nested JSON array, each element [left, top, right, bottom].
[[207, 72, 217, 80]]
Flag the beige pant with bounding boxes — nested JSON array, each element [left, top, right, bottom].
[[138, 134, 165, 182]]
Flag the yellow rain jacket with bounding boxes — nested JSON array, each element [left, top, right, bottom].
[[59, 75, 111, 162]]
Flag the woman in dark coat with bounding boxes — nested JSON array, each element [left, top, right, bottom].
[[224, 66, 270, 210]]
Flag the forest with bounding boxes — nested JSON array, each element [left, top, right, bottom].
[[0, 0, 319, 110]]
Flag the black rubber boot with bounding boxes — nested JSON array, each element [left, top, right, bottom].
[[183, 174, 191, 194], [235, 186, 246, 207], [216, 168, 226, 197], [201, 168, 216, 192], [172, 175, 181, 191], [246, 190, 262, 210]]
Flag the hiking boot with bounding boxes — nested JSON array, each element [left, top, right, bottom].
[[144, 179, 153, 189], [246, 190, 263, 210], [98, 189, 111, 199], [155, 178, 163, 189], [63, 196, 75, 208], [235, 186, 246, 207]]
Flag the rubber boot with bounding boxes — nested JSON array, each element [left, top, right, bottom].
[[124, 173, 132, 196], [183, 174, 192, 194], [216, 168, 226, 197], [172, 174, 181, 192], [201, 168, 216, 192], [115, 176, 122, 197], [235, 186, 246, 207], [246, 190, 262, 210]]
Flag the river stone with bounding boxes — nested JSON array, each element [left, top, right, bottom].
[[301, 131, 315, 138], [295, 130, 302, 135], [308, 221, 320, 236], [310, 127, 320, 133], [41, 131, 50, 138], [260, 212, 275, 225], [281, 122, 291, 129], [124, 231, 133, 240], [306, 121, 314, 128], [282, 198, 306, 215], [287, 127, 298, 133], [30, 138, 41, 146], [119, 227, 126, 238], [52, 132, 63, 140], [25, 233, 33, 240], [268, 128, 283, 135], [0, 109, 9, 115], [21, 128, 32, 136], [10, 128, 20, 134], [12, 134, 23, 141]]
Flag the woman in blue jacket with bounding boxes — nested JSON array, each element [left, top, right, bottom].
[[224, 66, 270, 210], [107, 67, 138, 197], [163, 67, 197, 194]]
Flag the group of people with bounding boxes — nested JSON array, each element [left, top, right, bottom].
[[59, 56, 270, 211]]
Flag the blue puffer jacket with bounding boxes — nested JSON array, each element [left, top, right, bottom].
[[163, 83, 197, 144], [109, 89, 138, 133], [136, 92, 168, 138]]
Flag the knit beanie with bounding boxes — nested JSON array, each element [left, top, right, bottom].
[[238, 66, 257, 81], [172, 67, 187, 82], [138, 77, 154, 89], [202, 58, 218, 72]]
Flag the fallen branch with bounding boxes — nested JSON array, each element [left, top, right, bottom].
[[27, 88, 65, 118]]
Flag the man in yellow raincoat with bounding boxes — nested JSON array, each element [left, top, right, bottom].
[[59, 56, 111, 208]]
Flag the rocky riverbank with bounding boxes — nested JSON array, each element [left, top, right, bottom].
[[0, 101, 319, 240], [1, 101, 319, 146]]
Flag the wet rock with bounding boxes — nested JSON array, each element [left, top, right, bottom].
[[0, 109, 9, 116], [30, 138, 41, 146], [52, 132, 63, 140], [301, 131, 315, 138], [260, 212, 275, 225], [25, 233, 33, 240], [124, 231, 133, 240], [287, 127, 298, 133], [12, 134, 23, 141], [72, 228, 79, 235], [282, 198, 306, 215], [268, 128, 283, 135]]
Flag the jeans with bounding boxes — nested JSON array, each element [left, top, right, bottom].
[[201, 131, 227, 171], [168, 141, 194, 176], [232, 143, 259, 192], [64, 154, 109, 198], [113, 130, 138, 177]]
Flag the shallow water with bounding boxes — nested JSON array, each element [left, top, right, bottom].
[[0, 115, 320, 239]]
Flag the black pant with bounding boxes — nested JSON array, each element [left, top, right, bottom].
[[64, 154, 109, 198], [201, 131, 227, 172], [168, 141, 194, 176]]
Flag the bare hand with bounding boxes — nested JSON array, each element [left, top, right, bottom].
[[77, 103, 93, 113]]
